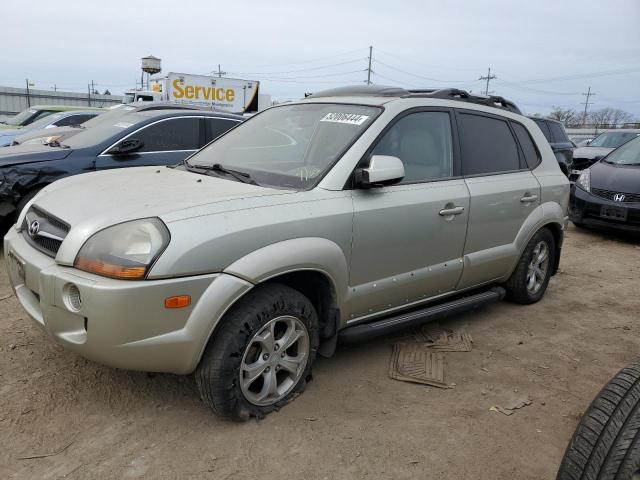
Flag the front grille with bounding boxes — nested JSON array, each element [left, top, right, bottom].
[[591, 188, 640, 204], [21, 206, 70, 257]]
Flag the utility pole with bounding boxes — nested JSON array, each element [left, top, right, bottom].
[[366, 46, 373, 85], [581, 86, 595, 126], [87, 83, 92, 107], [216, 64, 227, 78], [25, 79, 31, 107], [53, 84, 57, 92], [479, 67, 496, 96]]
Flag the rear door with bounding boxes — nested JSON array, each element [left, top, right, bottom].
[[348, 109, 469, 318], [95, 116, 203, 169], [547, 121, 574, 169], [455, 110, 541, 289]]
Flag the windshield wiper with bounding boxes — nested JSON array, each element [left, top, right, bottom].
[[187, 163, 257, 185], [70, 124, 86, 129]]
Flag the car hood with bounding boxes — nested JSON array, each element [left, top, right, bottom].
[[0, 128, 23, 138], [573, 146, 614, 160], [0, 144, 74, 166], [590, 161, 640, 194], [30, 166, 295, 233]]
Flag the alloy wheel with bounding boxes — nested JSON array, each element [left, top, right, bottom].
[[239, 315, 310, 406], [526, 240, 550, 294]]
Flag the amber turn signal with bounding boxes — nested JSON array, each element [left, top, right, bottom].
[[164, 295, 191, 309], [75, 257, 147, 279]]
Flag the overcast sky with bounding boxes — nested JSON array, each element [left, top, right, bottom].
[[4, 0, 640, 117]]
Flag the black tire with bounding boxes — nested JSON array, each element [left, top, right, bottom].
[[504, 228, 556, 305], [195, 283, 319, 421], [557, 359, 640, 480]]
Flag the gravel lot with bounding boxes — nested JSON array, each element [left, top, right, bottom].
[[1, 224, 639, 480]]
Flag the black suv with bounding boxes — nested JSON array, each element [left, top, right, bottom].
[[529, 117, 573, 176]]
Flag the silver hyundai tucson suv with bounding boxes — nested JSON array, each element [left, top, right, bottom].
[[4, 86, 570, 421]]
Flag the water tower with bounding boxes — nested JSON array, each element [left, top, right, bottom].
[[140, 55, 161, 90]]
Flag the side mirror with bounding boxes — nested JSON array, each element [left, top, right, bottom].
[[355, 155, 405, 187], [108, 138, 143, 155]]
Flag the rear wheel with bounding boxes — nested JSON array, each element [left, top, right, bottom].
[[504, 228, 555, 304], [195, 283, 319, 421], [557, 359, 640, 479]]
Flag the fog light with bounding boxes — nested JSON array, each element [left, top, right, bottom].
[[63, 283, 82, 312]]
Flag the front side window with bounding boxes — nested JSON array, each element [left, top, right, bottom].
[[186, 103, 381, 190], [135, 117, 201, 152], [371, 111, 453, 183], [205, 118, 240, 142], [459, 113, 520, 175], [589, 132, 640, 149]]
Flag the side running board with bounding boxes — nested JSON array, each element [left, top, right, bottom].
[[338, 286, 506, 344]]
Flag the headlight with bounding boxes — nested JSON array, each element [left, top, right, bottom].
[[577, 169, 591, 193], [74, 218, 170, 280]]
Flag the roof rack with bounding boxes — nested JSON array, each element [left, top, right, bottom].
[[307, 85, 521, 114]]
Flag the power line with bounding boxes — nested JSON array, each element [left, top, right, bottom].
[[479, 67, 497, 96], [373, 58, 474, 83], [227, 58, 366, 76]]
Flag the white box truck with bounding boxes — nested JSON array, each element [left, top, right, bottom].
[[123, 72, 260, 113]]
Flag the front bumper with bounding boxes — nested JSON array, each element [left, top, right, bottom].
[[4, 227, 253, 374], [569, 185, 640, 233]]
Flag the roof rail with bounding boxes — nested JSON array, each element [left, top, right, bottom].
[[404, 88, 522, 114], [305, 85, 521, 114]]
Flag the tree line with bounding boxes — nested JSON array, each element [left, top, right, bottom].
[[546, 106, 639, 128]]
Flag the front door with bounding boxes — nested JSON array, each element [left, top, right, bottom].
[[348, 109, 469, 320]]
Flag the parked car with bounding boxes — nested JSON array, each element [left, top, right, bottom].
[[0, 110, 102, 147], [0, 108, 242, 223], [556, 358, 640, 479], [10, 101, 212, 147], [4, 85, 569, 420], [0, 105, 103, 131], [569, 135, 640, 233], [529, 117, 574, 176], [570, 129, 640, 181], [570, 136, 594, 147]]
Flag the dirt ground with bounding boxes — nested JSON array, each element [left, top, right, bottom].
[[1, 224, 639, 480]]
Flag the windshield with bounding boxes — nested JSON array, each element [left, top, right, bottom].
[[62, 112, 147, 148], [589, 132, 639, 148], [4, 108, 47, 126], [186, 103, 381, 189], [603, 137, 640, 165], [27, 113, 65, 129], [123, 93, 136, 104]]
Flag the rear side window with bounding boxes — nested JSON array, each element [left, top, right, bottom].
[[206, 118, 239, 143], [533, 119, 553, 142], [136, 117, 201, 152], [458, 113, 520, 175], [548, 122, 568, 143], [511, 122, 540, 169]]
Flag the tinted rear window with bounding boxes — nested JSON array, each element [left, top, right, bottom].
[[533, 119, 553, 142], [459, 113, 520, 175], [548, 122, 568, 143], [511, 122, 540, 169]]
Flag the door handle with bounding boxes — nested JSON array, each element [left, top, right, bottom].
[[439, 206, 465, 216], [520, 194, 539, 203]]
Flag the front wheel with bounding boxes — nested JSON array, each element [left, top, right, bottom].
[[504, 228, 556, 304], [195, 283, 319, 421]]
